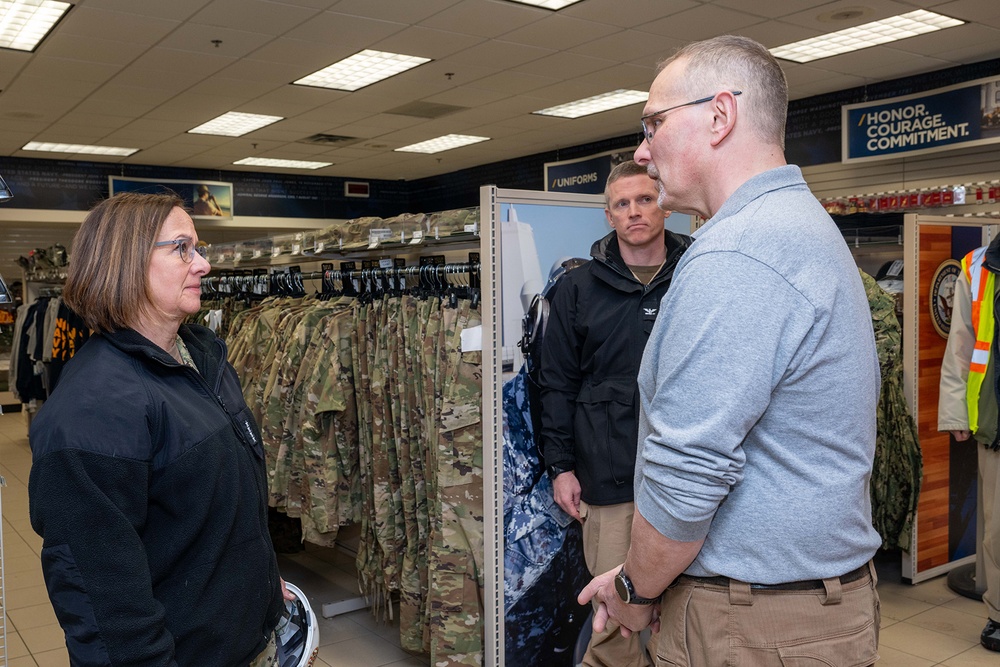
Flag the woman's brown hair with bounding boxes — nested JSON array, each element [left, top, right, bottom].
[[64, 192, 184, 333]]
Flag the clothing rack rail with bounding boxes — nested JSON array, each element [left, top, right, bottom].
[[201, 260, 481, 302]]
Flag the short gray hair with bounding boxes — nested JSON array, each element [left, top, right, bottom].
[[656, 35, 788, 149]]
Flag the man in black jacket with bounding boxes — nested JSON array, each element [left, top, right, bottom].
[[539, 160, 689, 667]]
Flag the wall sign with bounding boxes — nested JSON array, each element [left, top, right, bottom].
[[543, 148, 634, 194], [109, 176, 234, 220], [843, 76, 1000, 163]]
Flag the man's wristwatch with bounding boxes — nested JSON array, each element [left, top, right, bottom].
[[614, 567, 658, 605], [547, 464, 573, 479]]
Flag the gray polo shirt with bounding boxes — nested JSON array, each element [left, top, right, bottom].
[[634, 165, 882, 584]]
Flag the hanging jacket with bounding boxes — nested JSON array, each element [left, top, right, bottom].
[[539, 229, 690, 505], [959, 244, 996, 434], [29, 324, 284, 667]]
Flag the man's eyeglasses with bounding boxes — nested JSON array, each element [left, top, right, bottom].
[[640, 90, 742, 141], [154, 236, 209, 264]]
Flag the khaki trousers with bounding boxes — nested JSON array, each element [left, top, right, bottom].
[[654, 562, 880, 667], [981, 446, 1000, 622], [580, 501, 654, 667]]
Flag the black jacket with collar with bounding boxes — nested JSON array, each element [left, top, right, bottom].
[[539, 229, 690, 506], [29, 324, 283, 667]]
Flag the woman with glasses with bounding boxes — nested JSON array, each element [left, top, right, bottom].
[[27, 192, 291, 666]]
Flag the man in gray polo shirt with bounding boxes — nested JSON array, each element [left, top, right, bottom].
[[580, 35, 882, 664]]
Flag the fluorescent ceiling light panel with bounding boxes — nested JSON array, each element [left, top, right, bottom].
[[395, 134, 490, 154], [188, 112, 283, 137], [770, 10, 964, 63], [533, 89, 649, 119], [294, 49, 431, 92], [506, 0, 585, 9], [22, 141, 138, 156], [0, 0, 71, 52], [233, 157, 332, 170]]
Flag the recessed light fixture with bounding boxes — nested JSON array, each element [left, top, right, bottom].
[[533, 89, 649, 119], [294, 49, 431, 92], [0, 0, 71, 52], [770, 10, 965, 63], [233, 157, 332, 170], [506, 0, 585, 9], [22, 141, 138, 156], [188, 112, 283, 137], [395, 134, 490, 154]]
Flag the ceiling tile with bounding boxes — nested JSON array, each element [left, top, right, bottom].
[[466, 70, 560, 95], [778, 0, 919, 31], [501, 13, 620, 50], [369, 25, 486, 60], [711, 0, 832, 20], [562, 0, 698, 29], [447, 40, 556, 72], [424, 86, 512, 108], [566, 29, 681, 64], [158, 23, 276, 58], [512, 51, 617, 80], [38, 34, 148, 66], [76, 0, 215, 21], [935, 0, 1000, 22], [640, 4, 765, 39], [56, 6, 181, 44], [418, 0, 543, 38], [191, 0, 320, 34], [282, 10, 407, 52], [329, 0, 461, 23], [736, 20, 820, 48]]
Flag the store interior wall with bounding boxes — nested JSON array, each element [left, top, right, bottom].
[[3, 54, 1000, 274]]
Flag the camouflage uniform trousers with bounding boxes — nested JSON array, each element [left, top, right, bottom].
[[396, 295, 430, 652], [429, 299, 484, 667], [369, 298, 404, 603], [352, 301, 394, 617], [247, 633, 277, 667]]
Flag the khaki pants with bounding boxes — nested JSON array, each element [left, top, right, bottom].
[[654, 562, 880, 667], [981, 446, 1000, 622], [580, 501, 654, 667]]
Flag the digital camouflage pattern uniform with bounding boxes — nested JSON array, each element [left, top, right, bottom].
[[862, 270, 922, 550]]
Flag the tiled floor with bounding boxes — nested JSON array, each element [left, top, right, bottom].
[[1, 407, 998, 666]]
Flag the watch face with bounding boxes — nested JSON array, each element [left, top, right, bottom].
[[614, 572, 630, 602]]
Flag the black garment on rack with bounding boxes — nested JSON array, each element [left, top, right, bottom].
[[14, 298, 48, 402]]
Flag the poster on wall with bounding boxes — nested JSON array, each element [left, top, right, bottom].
[[109, 176, 234, 220], [843, 75, 1000, 163], [544, 148, 636, 195]]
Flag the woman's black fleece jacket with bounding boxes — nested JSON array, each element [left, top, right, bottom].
[[28, 324, 283, 667]]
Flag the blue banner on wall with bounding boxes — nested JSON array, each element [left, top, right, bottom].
[[843, 75, 1000, 163], [544, 149, 634, 194]]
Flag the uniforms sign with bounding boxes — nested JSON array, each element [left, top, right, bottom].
[[843, 76, 1000, 163], [544, 149, 633, 194]]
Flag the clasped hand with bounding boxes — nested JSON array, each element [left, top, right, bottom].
[[577, 566, 660, 638]]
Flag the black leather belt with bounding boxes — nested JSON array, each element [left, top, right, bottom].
[[679, 563, 870, 591]]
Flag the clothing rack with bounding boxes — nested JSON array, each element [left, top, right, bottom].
[[200, 260, 482, 303]]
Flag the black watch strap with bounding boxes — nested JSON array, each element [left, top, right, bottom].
[[615, 567, 658, 605], [547, 464, 573, 478]]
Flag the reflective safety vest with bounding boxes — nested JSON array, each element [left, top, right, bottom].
[[962, 246, 995, 434]]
